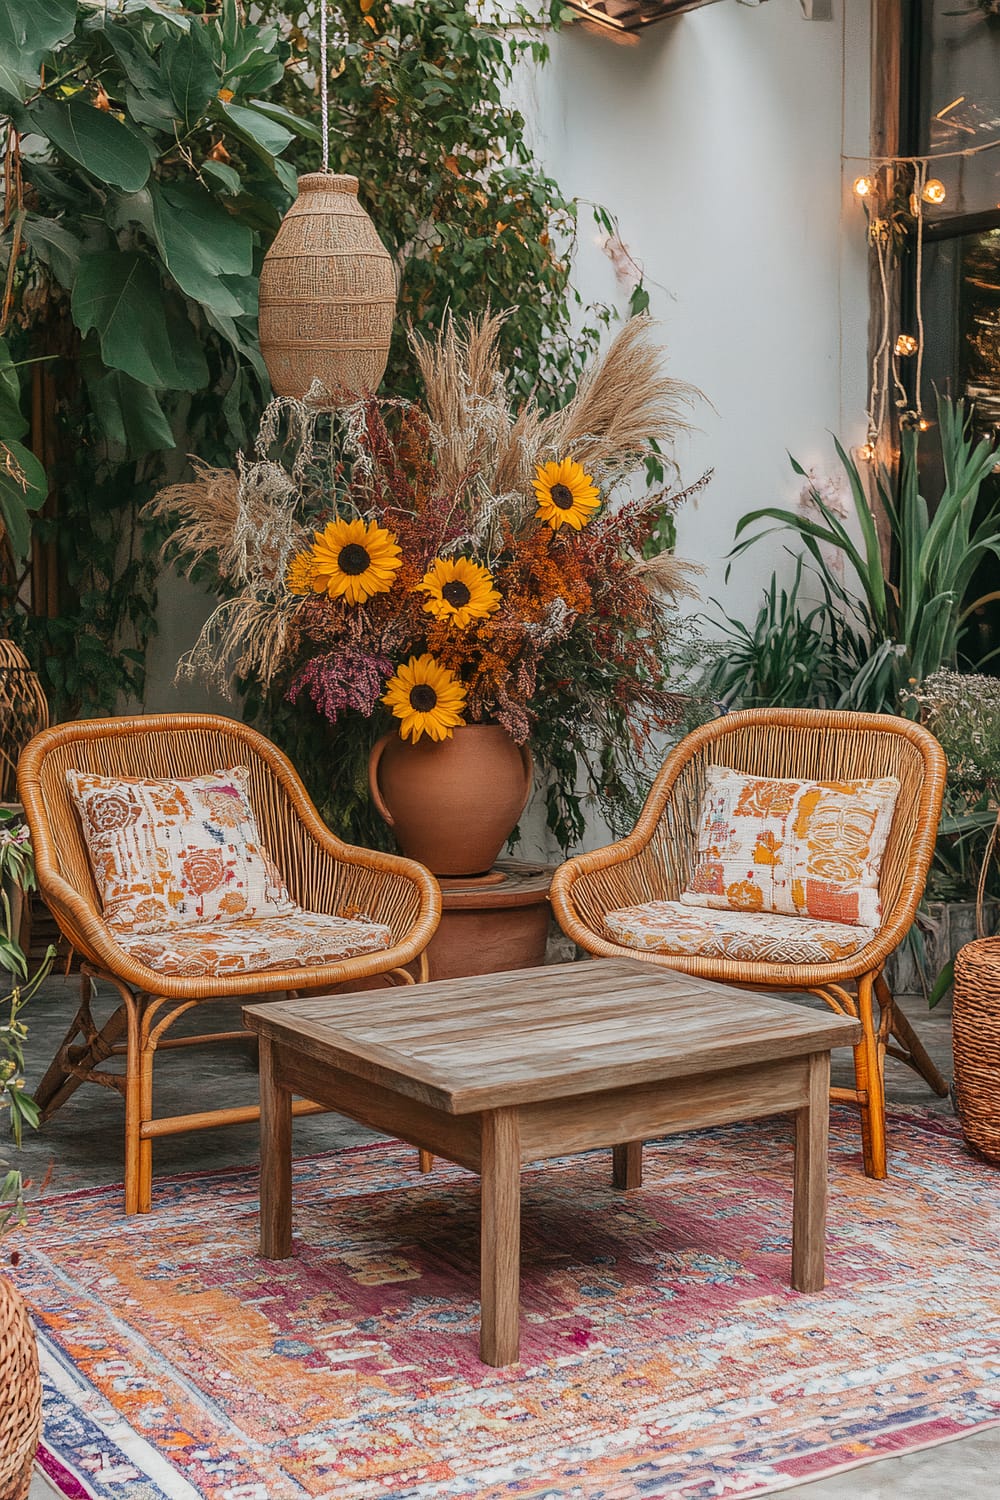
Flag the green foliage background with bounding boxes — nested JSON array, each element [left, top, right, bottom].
[[1, 0, 622, 801]]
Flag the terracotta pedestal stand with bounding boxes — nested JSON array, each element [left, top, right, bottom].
[[426, 860, 557, 981]]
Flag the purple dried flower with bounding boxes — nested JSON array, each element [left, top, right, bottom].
[[287, 651, 393, 725]]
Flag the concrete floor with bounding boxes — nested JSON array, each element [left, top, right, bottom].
[[16, 972, 998, 1499]]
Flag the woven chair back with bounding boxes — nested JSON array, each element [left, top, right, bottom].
[[640, 710, 939, 927], [17, 713, 401, 961]]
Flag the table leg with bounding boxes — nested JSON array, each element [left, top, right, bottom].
[[259, 1036, 293, 1260], [480, 1107, 521, 1366], [612, 1141, 643, 1190], [792, 1051, 830, 1293]]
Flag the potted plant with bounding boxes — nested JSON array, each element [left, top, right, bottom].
[[0, 808, 54, 1500], [150, 313, 709, 867]]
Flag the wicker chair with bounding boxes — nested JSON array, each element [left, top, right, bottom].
[[550, 708, 949, 1179], [18, 713, 441, 1214]]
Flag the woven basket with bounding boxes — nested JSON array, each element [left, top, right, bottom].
[[0, 640, 49, 802], [258, 172, 396, 406], [952, 937, 1000, 1165], [0, 1276, 41, 1500]]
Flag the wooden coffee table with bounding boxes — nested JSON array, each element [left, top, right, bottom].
[[243, 959, 861, 1366]]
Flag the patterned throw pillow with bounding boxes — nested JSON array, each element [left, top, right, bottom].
[[680, 765, 900, 929], [66, 767, 295, 935]]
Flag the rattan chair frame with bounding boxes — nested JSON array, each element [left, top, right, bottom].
[[18, 713, 442, 1214], [550, 708, 949, 1179]]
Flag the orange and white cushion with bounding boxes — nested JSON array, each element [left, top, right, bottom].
[[680, 765, 899, 929], [66, 767, 295, 935], [604, 900, 876, 965], [114, 907, 393, 979]]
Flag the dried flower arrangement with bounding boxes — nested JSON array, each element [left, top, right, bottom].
[[150, 313, 709, 847]]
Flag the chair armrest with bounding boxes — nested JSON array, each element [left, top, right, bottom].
[[288, 818, 441, 956], [551, 832, 666, 955]]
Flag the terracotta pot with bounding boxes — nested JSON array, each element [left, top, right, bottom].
[[369, 725, 533, 877], [258, 172, 396, 405], [0, 1276, 41, 1500]]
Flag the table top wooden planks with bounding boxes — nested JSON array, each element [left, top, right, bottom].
[[244, 959, 861, 1115]]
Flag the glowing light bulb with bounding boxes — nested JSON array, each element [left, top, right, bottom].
[[918, 417, 933, 432], [921, 179, 947, 205], [894, 334, 919, 357], [853, 175, 874, 198]]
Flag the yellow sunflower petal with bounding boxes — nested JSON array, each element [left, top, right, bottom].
[[416, 555, 502, 629], [533, 455, 601, 531], [308, 516, 402, 604], [382, 653, 467, 744]]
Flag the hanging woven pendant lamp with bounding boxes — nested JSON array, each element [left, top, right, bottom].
[[257, 5, 396, 405]]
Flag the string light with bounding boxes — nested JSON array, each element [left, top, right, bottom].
[[844, 134, 1000, 450]]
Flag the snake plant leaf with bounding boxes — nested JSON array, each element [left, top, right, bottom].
[[27, 97, 151, 192], [71, 251, 207, 391], [150, 180, 253, 316], [0, 0, 75, 101], [0, 438, 47, 561], [162, 23, 218, 126]]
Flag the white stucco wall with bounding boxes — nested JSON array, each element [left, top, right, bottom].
[[519, 0, 871, 623]]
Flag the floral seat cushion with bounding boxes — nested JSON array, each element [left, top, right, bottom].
[[604, 899, 876, 965], [114, 907, 393, 979]]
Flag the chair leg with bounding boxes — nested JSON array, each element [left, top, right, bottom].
[[853, 972, 887, 1180], [138, 1034, 156, 1215], [875, 974, 949, 1097], [34, 974, 128, 1120], [124, 995, 143, 1217]]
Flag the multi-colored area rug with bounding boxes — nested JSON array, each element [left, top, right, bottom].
[[14, 1108, 1000, 1500]]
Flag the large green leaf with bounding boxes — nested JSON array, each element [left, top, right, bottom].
[[71, 252, 207, 391], [0, 437, 46, 560], [218, 100, 293, 159], [162, 24, 218, 126], [247, 98, 321, 142], [0, 0, 75, 101], [22, 213, 81, 289], [150, 180, 253, 315], [85, 367, 175, 455], [0, 338, 27, 439], [27, 97, 151, 193]]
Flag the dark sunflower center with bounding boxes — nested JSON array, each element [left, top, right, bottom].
[[409, 684, 438, 712], [550, 483, 575, 510], [338, 543, 371, 575], [441, 580, 472, 608]]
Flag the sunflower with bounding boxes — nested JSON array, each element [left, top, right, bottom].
[[308, 517, 402, 605], [285, 550, 316, 596], [533, 457, 601, 531], [383, 654, 467, 743], [416, 556, 502, 629]]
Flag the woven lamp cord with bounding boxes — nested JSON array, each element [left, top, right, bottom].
[[319, 0, 330, 172]]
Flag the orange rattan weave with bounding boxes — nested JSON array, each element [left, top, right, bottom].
[[953, 938, 1000, 1166], [0, 1276, 41, 1500], [17, 713, 441, 1213], [550, 708, 949, 1178]]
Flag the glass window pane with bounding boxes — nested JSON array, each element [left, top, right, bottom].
[[919, 2, 1000, 219]]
